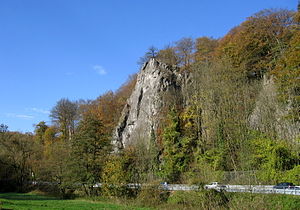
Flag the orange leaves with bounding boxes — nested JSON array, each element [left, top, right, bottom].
[[272, 31, 300, 120], [195, 36, 218, 64], [216, 9, 294, 77], [81, 74, 137, 136]]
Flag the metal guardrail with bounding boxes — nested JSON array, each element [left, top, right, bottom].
[[162, 184, 300, 196], [162, 184, 199, 191], [32, 181, 300, 196], [225, 187, 300, 196]]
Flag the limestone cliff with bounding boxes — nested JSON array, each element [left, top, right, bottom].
[[249, 76, 300, 140], [112, 58, 182, 151]]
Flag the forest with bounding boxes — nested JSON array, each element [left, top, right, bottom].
[[1, 5, 300, 209]]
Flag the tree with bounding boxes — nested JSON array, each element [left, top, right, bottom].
[[0, 124, 8, 133], [115, 74, 137, 106], [175, 37, 195, 68], [84, 74, 137, 137], [128, 138, 160, 184], [101, 148, 142, 197], [195, 36, 218, 65], [137, 46, 159, 67], [188, 57, 263, 173], [91, 91, 119, 133], [0, 132, 37, 192], [272, 30, 300, 122], [160, 108, 190, 182], [34, 121, 48, 144], [101, 154, 129, 196], [36, 140, 73, 197], [50, 98, 79, 141], [249, 137, 299, 183], [146, 46, 159, 58], [71, 113, 111, 196], [295, 1, 300, 24], [217, 9, 294, 78], [157, 45, 179, 66]]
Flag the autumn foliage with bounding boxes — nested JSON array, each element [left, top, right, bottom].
[[1, 6, 299, 207]]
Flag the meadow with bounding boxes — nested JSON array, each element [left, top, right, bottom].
[[0, 192, 149, 210]]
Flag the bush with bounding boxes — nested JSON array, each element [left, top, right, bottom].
[[136, 184, 169, 207], [229, 193, 300, 210], [284, 165, 300, 185], [199, 189, 229, 209], [34, 183, 75, 199], [102, 184, 139, 198], [167, 190, 229, 209], [168, 191, 201, 207]]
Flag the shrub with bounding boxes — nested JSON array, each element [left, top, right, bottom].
[[284, 165, 300, 185], [229, 193, 300, 210], [136, 184, 169, 207], [167, 190, 229, 209], [199, 189, 229, 209], [168, 191, 201, 207]]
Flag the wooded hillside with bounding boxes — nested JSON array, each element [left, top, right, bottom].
[[0, 7, 299, 199]]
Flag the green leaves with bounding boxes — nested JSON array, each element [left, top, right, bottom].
[[247, 136, 299, 183], [160, 108, 194, 183], [70, 114, 111, 195]]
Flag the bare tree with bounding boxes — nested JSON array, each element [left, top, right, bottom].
[[175, 37, 195, 68], [50, 98, 79, 141], [157, 45, 179, 66]]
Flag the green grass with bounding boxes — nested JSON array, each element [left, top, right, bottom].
[[0, 193, 149, 210], [2, 191, 299, 210], [227, 192, 300, 210]]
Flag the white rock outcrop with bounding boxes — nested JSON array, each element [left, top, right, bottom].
[[112, 58, 182, 151], [249, 76, 300, 140]]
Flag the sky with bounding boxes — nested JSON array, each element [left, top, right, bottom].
[[0, 0, 298, 133]]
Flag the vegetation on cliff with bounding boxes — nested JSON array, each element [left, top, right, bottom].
[[0, 4, 299, 209]]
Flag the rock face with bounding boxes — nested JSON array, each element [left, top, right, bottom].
[[113, 59, 299, 152], [249, 76, 300, 140], [112, 58, 182, 151]]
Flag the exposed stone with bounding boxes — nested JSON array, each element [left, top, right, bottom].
[[249, 75, 300, 140], [112, 58, 182, 151]]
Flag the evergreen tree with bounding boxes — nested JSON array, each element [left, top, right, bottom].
[[160, 108, 190, 183], [0, 124, 8, 133]]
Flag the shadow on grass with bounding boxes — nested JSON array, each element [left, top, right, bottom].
[[0, 193, 60, 201]]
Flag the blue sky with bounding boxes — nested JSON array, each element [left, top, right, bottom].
[[0, 0, 297, 133]]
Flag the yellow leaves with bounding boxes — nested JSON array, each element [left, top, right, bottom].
[[271, 31, 300, 120], [195, 37, 218, 64], [102, 155, 125, 184], [216, 9, 294, 77], [82, 74, 137, 136], [157, 47, 178, 66]]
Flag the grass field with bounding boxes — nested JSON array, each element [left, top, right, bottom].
[[2, 191, 300, 210], [0, 193, 150, 210]]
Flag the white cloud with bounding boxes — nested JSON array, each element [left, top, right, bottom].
[[29, 108, 50, 114], [16, 114, 34, 119], [6, 113, 34, 119], [93, 65, 107, 75]]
